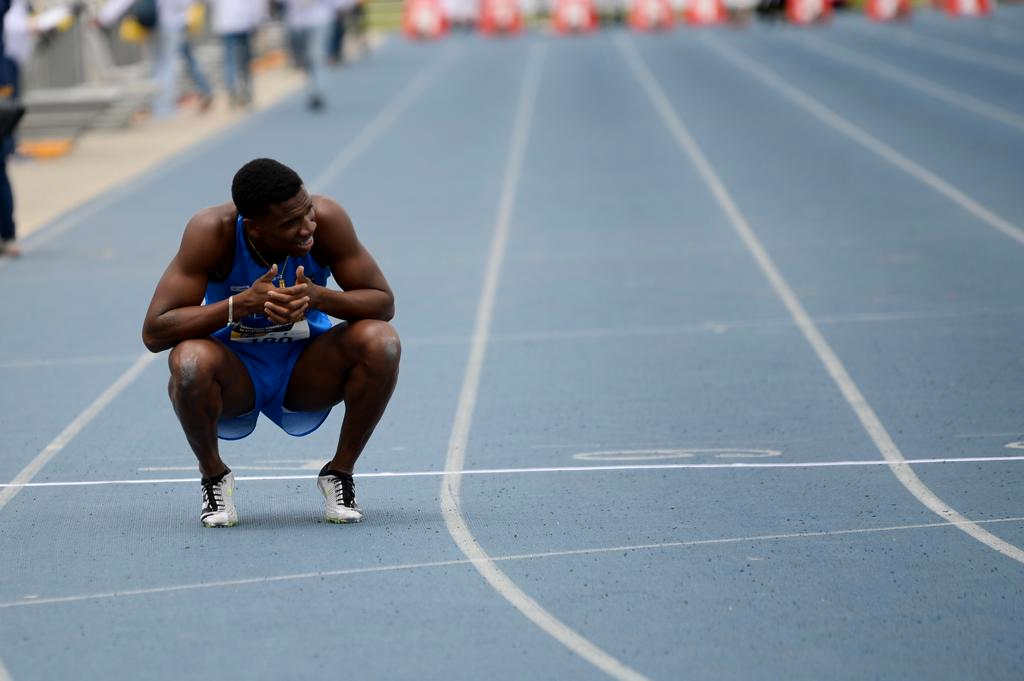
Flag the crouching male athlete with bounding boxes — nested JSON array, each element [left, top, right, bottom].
[[142, 158, 400, 527]]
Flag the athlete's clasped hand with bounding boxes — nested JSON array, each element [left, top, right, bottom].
[[251, 264, 313, 324]]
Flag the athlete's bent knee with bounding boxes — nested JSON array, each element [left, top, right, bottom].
[[168, 340, 221, 393], [350, 320, 401, 372]]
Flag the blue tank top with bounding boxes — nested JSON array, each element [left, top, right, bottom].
[[207, 215, 332, 346]]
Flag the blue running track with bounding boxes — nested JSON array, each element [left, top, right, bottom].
[[2, 9, 1023, 680]]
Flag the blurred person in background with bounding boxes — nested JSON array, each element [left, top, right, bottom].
[[325, 0, 352, 66], [0, 0, 15, 257], [98, 0, 214, 117], [209, 0, 267, 109], [5, 1, 80, 69], [284, 0, 330, 111], [1, 1, 81, 256], [347, 0, 367, 59]]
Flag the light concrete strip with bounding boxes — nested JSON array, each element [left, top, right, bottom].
[[438, 45, 651, 681], [0, 352, 158, 512], [795, 33, 1024, 133], [5, 456, 1024, 489], [3, 515, 1023, 610], [618, 34, 1024, 566], [702, 34, 1024, 247], [847, 21, 1024, 77]]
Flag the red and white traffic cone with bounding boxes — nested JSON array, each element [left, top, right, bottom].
[[480, 0, 525, 34], [786, 0, 831, 24], [552, 0, 599, 33], [630, 0, 676, 30], [865, 0, 911, 21], [944, 0, 991, 17], [403, 0, 449, 39], [683, 0, 727, 25]]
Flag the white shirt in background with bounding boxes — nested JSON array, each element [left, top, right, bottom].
[[6, 0, 74, 65], [97, 0, 192, 30], [284, 0, 332, 28], [209, 0, 269, 34]]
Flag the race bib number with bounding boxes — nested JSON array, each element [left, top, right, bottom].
[[229, 318, 310, 343]]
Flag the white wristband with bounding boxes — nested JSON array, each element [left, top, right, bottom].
[[228, 295, 234, 325]]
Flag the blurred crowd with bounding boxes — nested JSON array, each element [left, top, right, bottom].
[[9, 1, 369, 112]]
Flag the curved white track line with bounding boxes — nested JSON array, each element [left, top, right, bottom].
[[3, 515, 1023, 610], [702, 35, 1024, 248], [617, 35, 1024, 565], [3, 455, 1024, 489], [794, 33, 1024, 133], [0, 352, 158, 513], [848, 21, 1024, 77], [438, 46, 651, 681]]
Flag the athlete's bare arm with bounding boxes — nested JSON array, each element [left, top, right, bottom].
[[141, 206, 277, 352], [288, 196, 395, 323]]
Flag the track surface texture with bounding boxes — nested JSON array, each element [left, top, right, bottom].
[[2, 10, 1024, 681]]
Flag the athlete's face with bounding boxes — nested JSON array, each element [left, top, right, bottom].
[[253, 187, 317, 257]]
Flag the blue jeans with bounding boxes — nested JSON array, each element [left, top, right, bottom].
[[288, 25, 327, 100], [0, 159, 13, 243], [221, 32, 253, 103], [0, 55, 18, 243], [152, 26, 212, 117], [326, 10, 346, 62]]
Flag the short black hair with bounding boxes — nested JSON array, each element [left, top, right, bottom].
[[231, 158, 304, 218]]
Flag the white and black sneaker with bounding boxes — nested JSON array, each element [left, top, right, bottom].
[[317, 466, 363, 523], [200, 469, 238, 528]]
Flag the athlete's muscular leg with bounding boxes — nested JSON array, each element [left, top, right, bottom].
[[168, 339, 255, 478], [284, 320, 401, 474]]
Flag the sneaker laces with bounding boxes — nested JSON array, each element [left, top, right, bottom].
[[201, 477, 226, 513], [329, 473, 356, 508]]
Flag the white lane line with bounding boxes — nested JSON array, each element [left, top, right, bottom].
[[955, 432, 1024, 439], [438, 46, 650, 681], [617, 35, 1024, 566], [0, 354, 140, 370], [137, 465, 320, 472], [794, 34, 1024, 133], [990, 25, 1024, 44], [406, 307, 1024, 346], [309, 44, 460, 192], [4, 456, 1024, 489], [0, 656, 11, 681], [0, 352, 158, 512], [847, 22, 1024, 77], [702, 34, 1024, 248], [574, 448, 782, 461], [3, 515, 1023, 610]]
